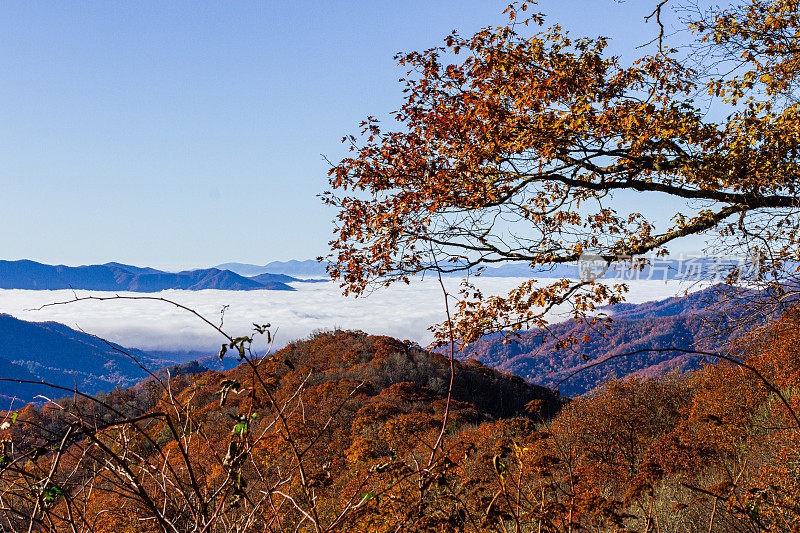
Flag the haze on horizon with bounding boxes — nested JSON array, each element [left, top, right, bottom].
[[1, 1, 690, 271]]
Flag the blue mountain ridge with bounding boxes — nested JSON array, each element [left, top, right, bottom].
[[0, 260, 297, 292], [217, 260, 331, 278], [437, 285, 772, 396], [217, 257, 768, 281], [0, 313, 180, 404], [217, 259, 574, 278]]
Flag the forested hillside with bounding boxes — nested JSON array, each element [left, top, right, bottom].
[[447, 285, 748, 395], [2, 315, 799, 531], [4, 0, 800, 529], [0, 314, 177, 403]]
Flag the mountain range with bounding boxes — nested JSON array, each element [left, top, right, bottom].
[[216, 259, 577, 278], [0, 260, 300, 292], [0, 258, 758, 290], [217, 259, 332, 277], [448, 285, 753, 396], [216, 257, 763, 282]]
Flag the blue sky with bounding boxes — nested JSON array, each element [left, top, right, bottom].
[[1, 1, 685, 269]]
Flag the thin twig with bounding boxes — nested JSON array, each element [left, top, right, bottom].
[[427, 248, 456, 468]]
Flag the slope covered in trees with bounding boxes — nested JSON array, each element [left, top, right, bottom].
[[453, 285, 744, 395], [1, 314, 799, 531], [0, 314, 177, 403], [3, 0, 800, 529], [0, 329, 559, 531]]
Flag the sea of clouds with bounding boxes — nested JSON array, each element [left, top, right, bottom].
[[0, 278, 700, 357]]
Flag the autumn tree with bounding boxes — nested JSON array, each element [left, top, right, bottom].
[[325, 0, 800, 344]]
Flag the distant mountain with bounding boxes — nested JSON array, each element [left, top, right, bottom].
[[0, 260, 295, 292], [215, 262, 269, 276], [481, 263, 578, 277], [608, 289, 728, 319], [0, 314, 179, 403], [446, 285, 749, 396], [217, 256, 762, 281], [217, 260, 330, 278], [218, 259, 575, 278], [449, 257, 762, 280], [249, 272, 327, 284]]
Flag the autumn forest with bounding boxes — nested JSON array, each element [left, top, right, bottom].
[[4, 0, 800, 531]]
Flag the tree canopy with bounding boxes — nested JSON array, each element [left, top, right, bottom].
[[325, 0, 800, 344]]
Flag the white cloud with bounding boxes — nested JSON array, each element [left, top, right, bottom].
[[0, 278, 699, 356]]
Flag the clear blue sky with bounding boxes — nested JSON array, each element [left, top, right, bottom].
[[1, 1, 683, 269]]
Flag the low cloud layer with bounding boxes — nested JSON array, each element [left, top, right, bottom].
[[0, 278, 696, 357]]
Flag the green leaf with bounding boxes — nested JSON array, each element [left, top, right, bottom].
[[42, 485, 64, 504], [357, 491, 376, 506]]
